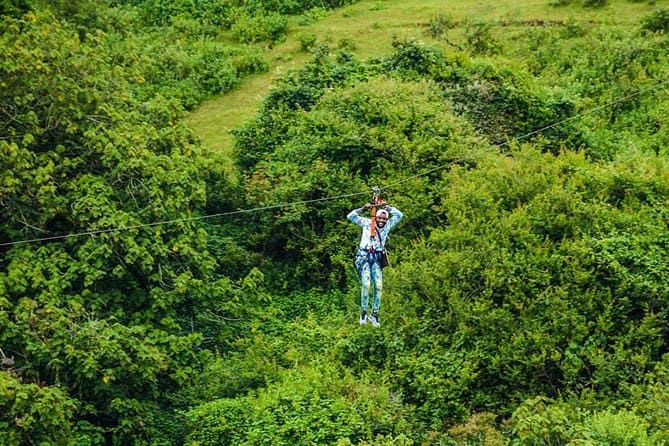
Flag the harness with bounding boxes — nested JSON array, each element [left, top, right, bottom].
[[355, 187, 388, 271]]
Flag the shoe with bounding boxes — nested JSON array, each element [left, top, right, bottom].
[[369, 312, 380, 328], [359, 311, 367, 325]]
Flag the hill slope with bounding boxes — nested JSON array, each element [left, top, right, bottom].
[[184, 0, 663, 169]]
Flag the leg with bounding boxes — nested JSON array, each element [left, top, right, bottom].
[[370, 261, 383, 313], [359, 261, 372, 313]]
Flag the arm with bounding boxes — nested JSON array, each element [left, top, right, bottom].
[[383, 205, 403, 232], [347, 204, 372, 227]]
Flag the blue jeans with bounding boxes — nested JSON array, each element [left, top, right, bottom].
[[355, 251, 383, 313]]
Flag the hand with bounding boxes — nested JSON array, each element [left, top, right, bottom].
[[363, 203, 374, 210]]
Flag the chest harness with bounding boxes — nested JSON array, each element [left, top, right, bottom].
[[356, 187, 388, 269]]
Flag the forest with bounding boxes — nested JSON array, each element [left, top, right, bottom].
[[1, 0, 669, 444]]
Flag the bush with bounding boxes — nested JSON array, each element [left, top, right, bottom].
[[0, 0, 31, 17], [384, 38, 444, 76], [137, 37, 268, 109], [447, 412, 504, 446], [0, 372, 79, 445], [233, 49, 366, 171], [426, 14, 454, 39], [185, 364, 416, 445], [508, 397, 656, 445], [389, 148, 669, 419], [549, 0, 573, 6], [621, 355, 669, 443], [231, 12, 288, 45], [381, 40, 582, 153], [299, 32, 318, 51], [0, 11, 229, 443], [132, 0, 234, 27], [464, 21, 501, 55], [641, 7, 669, 34], [296, 6, 328, 25]]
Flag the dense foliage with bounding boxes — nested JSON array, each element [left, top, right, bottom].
[[0, 7, 233, 444], [0, 0, 310, 443], [2, 0, 669, 444], [225, 7, 669, 444]]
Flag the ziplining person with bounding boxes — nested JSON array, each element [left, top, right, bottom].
[[347, 192, 403, 327]]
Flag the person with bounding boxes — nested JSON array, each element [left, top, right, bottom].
[[347, 202, 403, 327]]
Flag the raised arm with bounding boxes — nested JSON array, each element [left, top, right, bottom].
[[383, 205, 403, 231], [347, 203, 373, 227]]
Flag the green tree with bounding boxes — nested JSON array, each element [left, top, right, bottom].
[[0, 11, 235, 443]]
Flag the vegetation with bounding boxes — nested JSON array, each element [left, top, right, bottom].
[[1, 0, 669, 444]]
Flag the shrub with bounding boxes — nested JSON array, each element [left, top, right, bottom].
[[389, 147, 669, 421], [297, 6, 328, 25], [426, 14, 454, 39], [621, 355, 669, 443], [381, 40, 583, 153], [141, 38, 267, 109], [384, 38, 444, 76], [447, 412, 504, 446], [132, 0, 234, 27], [0, 372, 79, 445], [0, 11, 230, 443], [464, 21, 501, 55], [0, 0, 31, 17], [299, 32, 318, 51], [549, 0, 573, 6], [508, 397, 655, 445], [231, 12, 288, 45], [233, 49, 366, 171], [586, 410, 653, 445], [185, 364, 416, 445], [225, 45, 269, 76], [183, 398, 251, 446], [338, 37, 357, 51], [641, 7, 669, 34]]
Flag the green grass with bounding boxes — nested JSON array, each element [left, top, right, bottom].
[[184, 0, 667, 177]]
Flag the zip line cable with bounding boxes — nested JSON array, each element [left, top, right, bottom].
[[2, 77, 668, 248], [0, 191, 369, 247], [380, 77, 669, 192], [499, 78, 669, 148]]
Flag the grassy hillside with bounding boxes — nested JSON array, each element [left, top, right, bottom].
[[185, 0, 664, 172]]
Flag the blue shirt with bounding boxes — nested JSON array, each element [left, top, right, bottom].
[[347, 206, 403, 252]]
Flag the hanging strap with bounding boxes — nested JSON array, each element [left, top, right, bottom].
[[370, 204, 377, 238], [368, 186, 386, 252], [370, 186, 382, 238]]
